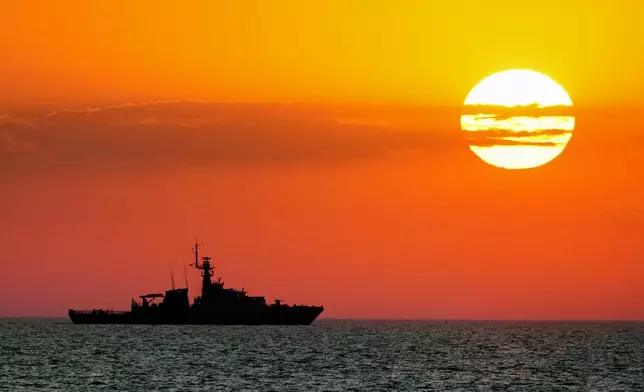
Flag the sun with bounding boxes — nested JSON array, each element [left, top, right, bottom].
[[461, 70, 575, 169]]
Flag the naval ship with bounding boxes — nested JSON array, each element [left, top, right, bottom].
[[68, 241, 324, 325]]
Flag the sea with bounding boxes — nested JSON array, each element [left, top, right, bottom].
[[1, 319, 644, 391]]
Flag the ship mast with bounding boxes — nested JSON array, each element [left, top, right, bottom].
[[192, 239, 214, 298]]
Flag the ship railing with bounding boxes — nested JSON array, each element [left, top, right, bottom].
[[71, 310, 128, 315]]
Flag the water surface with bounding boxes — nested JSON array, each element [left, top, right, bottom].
[[2, 319, 644, 391]]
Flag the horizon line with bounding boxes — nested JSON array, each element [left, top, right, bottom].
[[3, 316, 644, 323]]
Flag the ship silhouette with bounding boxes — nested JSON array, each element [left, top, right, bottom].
[[69, 240, 324, 325]]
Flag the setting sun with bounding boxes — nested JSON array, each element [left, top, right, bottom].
[[461, 70, 575, 170]]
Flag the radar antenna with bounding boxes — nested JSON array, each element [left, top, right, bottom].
[[184, 263, 189, 290], [192, 236, 204, 269], [191, 236, 214, 298]]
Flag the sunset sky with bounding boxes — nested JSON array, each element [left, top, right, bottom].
[[1, 1, 644, 319]]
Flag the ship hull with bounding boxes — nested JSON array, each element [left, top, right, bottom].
[[68, 306, 323, 325]]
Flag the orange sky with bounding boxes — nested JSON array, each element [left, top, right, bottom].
[[1, 2, 644, 319], [1, 1, 643, 106]]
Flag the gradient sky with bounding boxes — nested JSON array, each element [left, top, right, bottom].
[[1, 1, 644, 319]]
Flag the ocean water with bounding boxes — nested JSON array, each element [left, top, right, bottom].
[[1, 319, 644, 391]]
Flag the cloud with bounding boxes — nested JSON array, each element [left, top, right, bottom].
[[466, 128, 572, 138], [0, 130, 34, 153], [0, 113, 34, 128], [0, 114, 37, 155], [464, 128, 572, 147], [468, 138, 558, 147], [461, 104, 574, 117], [0, 101, 461, 172]]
